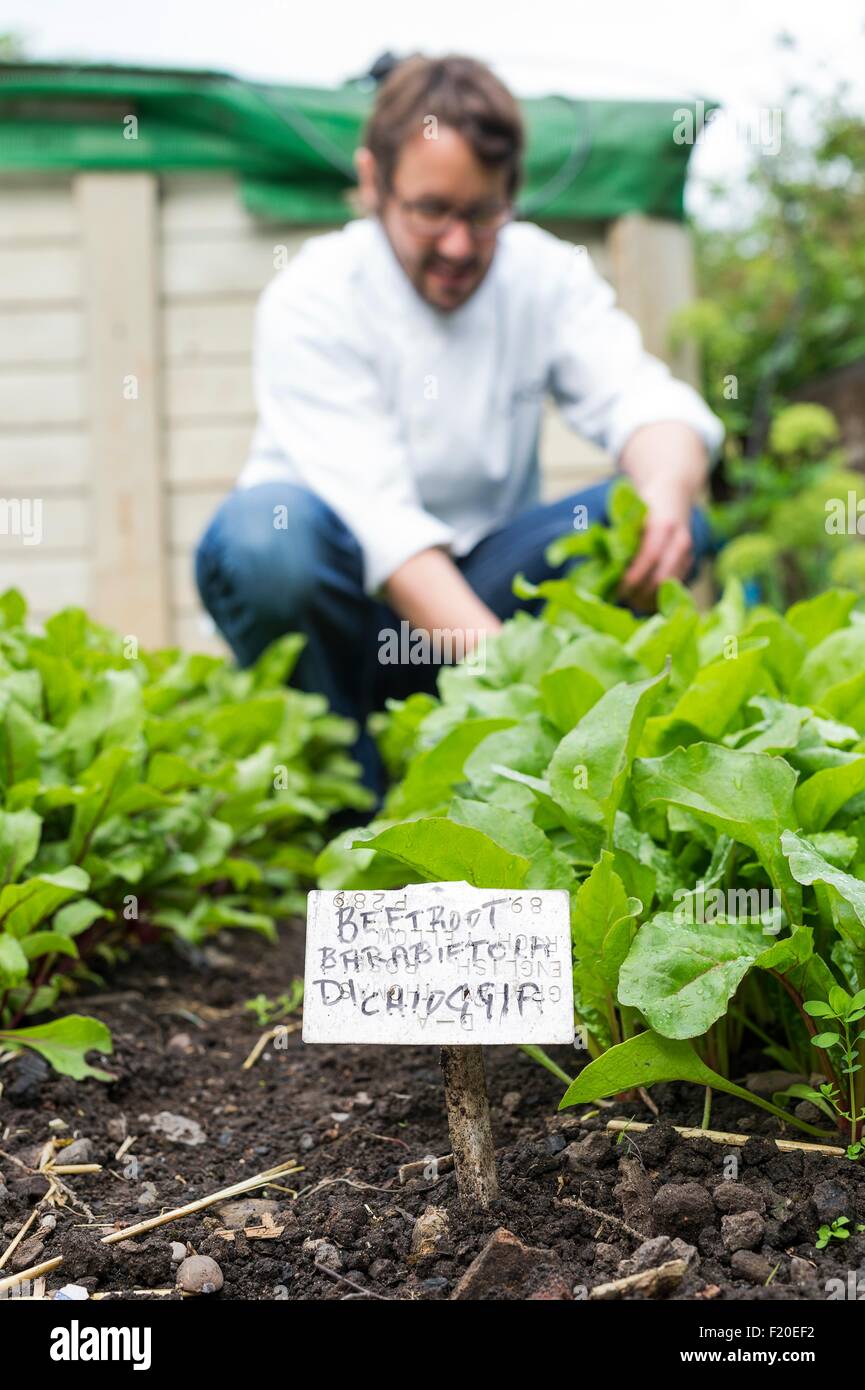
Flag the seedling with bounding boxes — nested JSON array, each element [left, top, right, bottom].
[[244, 981, 304, 1028], [803, 987, 865, 1147], [816, 1217, 852, 1249]]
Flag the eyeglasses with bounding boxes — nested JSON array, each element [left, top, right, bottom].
[[392, 194, 512, 241]]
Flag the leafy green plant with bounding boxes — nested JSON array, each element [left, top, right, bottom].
[[816, 1217, 853, 1249], [0, 592, 370, 1076], [318, 486, 865, 1143], [244, 980, 304, 1027]]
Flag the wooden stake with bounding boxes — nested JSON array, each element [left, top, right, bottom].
[[440, 1046, 499, 1206]]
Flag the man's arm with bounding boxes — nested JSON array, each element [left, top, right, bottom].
[[619, 420, 710, 605], [384, 548, 502, 646]]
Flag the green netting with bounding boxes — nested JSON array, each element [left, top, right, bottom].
[[0, 63, 710, 223]]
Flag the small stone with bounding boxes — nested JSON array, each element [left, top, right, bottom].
[[48, 1118, 68, 1131], [730, 1249, 771, 1284], [216, 1198, 279, 1230], [107, 1117, 128, 1144], [61, 1138, 94, 1165], [10, 1235, 44, 1272], [812, 1180, 850, 1224], [177, 1254, 224, 1294], [9, 1174, 50, 1204], [652, 1182, 715, 1235], [744, 1070, 806, 1097], [330, 1112, 350, 1124], [420, 1275, 449, 1293], [794, 1100, 822, 1124], [149, 1111, 206, 1146], [6, 1052, 49, 1102], [218, 1130, 233, 1148], [712, 1183, 766, 1215], [617, 1235, 698, 1278], [167, 1032, 195, 1055], [565, 1131, 613, 1170], [721, 1210, 765, 1253], [501, 1091, 521, 1114], [299, 1133, 315, 1152], [39, 1213, 57, 1232], [545, 1134, 567, 1155], [353, 1091, 373, 1109], [137, 1182, 158, 1211], [450, 1228, 572, 1301], [302, 1238, 343, 1271], [170, 1242, 187, 1263], [410, 1206, 449, 1259], [53, 1284, 90, 1301]]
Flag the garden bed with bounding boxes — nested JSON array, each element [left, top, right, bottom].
[[3, 923, 863, 1302]]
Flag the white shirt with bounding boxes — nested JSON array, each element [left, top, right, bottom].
[[239, 217, 724, 596]]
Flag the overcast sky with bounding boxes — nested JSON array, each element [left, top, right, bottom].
[[6, 0, 865, 207]]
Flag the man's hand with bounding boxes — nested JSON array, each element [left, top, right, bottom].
[[618, 421, 710, 608], [384, 548, 502, 653]]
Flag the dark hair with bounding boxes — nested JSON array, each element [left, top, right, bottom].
[[363, 54, 524, 196]]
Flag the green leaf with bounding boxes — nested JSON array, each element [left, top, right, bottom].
[[633, 744, 800, 915], [385, 718, 514, 816], [618, 914, 775, 1039], [20, 931, 79, 962], [645, 643, 767, 749], [463, 716, 559, 800], [547, 669, 668, 849], [538, 665, 604, 735], [0, 866, 89, 937], [559, 1029, 833, 1137], [0, 1014, 113, 1081], [514, 574, 639, 641], [792, 626, 865, 709], [794, 758, 865, 831], [0, 698, 41, 789], [786, 589, 859, 650], [449, 798, 575, 890], [0, 932, 28, 986], [782, 831, 865, 945], [358, 819, 530, 888], [0, 808, 42, 882], [811, 1031, 841, 1048], [572, 852, 639, 996]]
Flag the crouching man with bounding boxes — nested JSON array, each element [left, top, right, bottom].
[[196, 54, 722, 792]]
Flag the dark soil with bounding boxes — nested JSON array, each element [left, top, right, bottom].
[[2, 922, 864, 1302]]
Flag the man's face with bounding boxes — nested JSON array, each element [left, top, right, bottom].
[[374, 126, 511, 312]]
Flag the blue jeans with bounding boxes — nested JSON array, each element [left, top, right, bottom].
[[195, 481, 712, 795]]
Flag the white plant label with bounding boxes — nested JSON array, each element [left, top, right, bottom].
[[303, 881, 574, 1045]]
